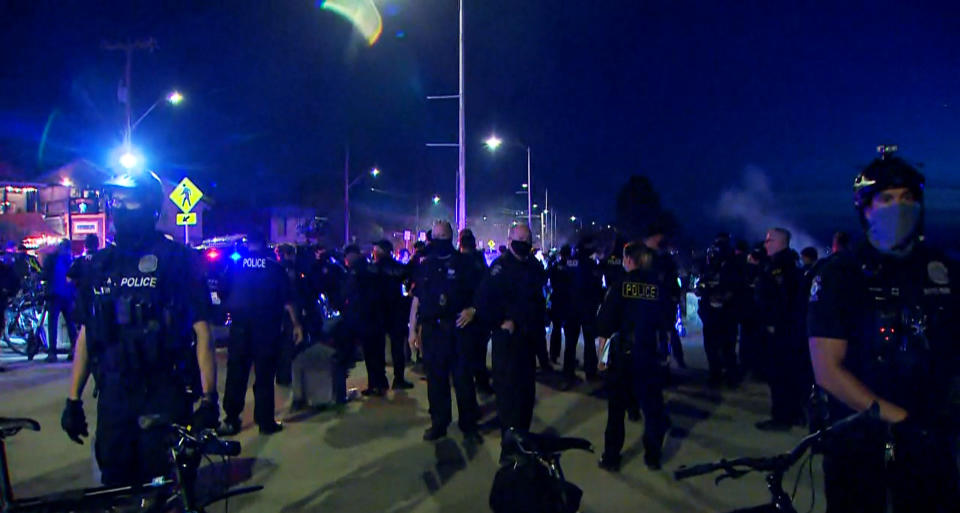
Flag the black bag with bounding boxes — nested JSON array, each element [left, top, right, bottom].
[[489, 456, 582, 513]]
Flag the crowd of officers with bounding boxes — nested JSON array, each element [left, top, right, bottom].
[[42, 148, 960, 512]]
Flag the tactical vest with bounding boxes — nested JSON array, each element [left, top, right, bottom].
[[848, 247, 955, 420], [85, 238, 195, 384], [417, 254, 462, 322]]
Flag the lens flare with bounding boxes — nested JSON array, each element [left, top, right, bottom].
[[320, 0, 383, 46]]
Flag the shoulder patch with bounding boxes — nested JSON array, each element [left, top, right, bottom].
[[809, 274, 822, 303], [928, 261, 950, 285], [138, 254, 158, 273]]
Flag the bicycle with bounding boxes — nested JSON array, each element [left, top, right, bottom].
[[673, 403, 880, 513], [0, 415, 262, 512], [490, 428, 593, 513], [1, 279, 48, 360]]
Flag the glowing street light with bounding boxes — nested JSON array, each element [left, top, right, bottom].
[[432, 194, 441, 205], [484, 135, 503, 151], [370, 167, 381, 177], [166, 90, 184, 105], [569, 216, 577, 222], [119, 151, 139, 170]]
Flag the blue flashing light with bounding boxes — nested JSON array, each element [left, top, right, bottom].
[[230, 251, 242, 262]]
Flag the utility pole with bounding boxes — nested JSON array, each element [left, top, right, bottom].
[[102, 38, 157, 148], [343, 145, 350, 245]]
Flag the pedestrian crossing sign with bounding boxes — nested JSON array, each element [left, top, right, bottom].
[[170, 177, 203, 214], [176, 212, 197, 226]]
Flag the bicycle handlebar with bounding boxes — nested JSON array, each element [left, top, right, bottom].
[[674, 402, 881, 481], [138, 415, 241, 457]]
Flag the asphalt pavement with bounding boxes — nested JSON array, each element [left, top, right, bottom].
[[0, 330, 826, 513]]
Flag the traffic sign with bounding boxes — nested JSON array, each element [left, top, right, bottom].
[[176, 212, 197, 226], [170, 178, 203, 214], [488, 240, 496, 250]]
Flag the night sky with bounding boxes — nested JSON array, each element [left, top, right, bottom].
[[1, 1, 958, 248]]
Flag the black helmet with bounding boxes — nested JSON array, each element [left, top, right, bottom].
[[853, 155, 925, 211], [105, 172, 165, 217]]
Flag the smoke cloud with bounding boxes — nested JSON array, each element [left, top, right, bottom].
[[715, 165, 823, 252]]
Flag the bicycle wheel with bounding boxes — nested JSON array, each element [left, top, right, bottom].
[[3, 305, 37, 356]]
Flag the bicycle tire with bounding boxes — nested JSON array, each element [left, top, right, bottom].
[[3, 306, 34, 355]]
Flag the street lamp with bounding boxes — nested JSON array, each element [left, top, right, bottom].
[[485, 133, 532, 230], [166, 90, 184, 105], [343, 145, 379, 244], [432, 194, 441, 205], [119, 151, 140, 170], [131, 90, 185, 133], [370, 167, 381, 177]]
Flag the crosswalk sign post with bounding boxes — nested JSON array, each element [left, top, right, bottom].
[[169, 178, 204, 245]]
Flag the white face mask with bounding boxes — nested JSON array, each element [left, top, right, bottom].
[[866, 203, 922, 254]]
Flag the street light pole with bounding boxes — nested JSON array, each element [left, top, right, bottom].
[[526, 146, 532, 230], [343, 145, 350, 245], [456, 0, 466, 233]]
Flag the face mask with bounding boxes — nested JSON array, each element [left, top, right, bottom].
[[113, 208, 155, 246], [433, 239, 454, 256], [510, 240, 532, 258], [866, 203, 921, 254]]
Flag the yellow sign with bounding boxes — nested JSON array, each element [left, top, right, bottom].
[[488, 240, 496, 250], [170, 178, 203, 214], [176, 212, 197, 226]]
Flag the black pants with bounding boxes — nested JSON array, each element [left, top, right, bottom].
[[47, 295, 77, 359], [667, 327, 685, 367], [386, 315, 408, 382], [492, 328, 536, 433], [823, 429, 960, 513], [548, 315, 570, 360], [767, 332, 811, 423], [700, 309, 738, 379], [462, 321, 491, 387], [557, 317, 600, 379], [603, 354, 666, 462], [422, 319, 479, 431], [223, 318, 281, 426], [95, 375, 191, 486], [362, 330, 389, 390], [738, 320, 764, 378]]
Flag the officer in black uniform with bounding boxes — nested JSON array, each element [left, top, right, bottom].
[[642, 226, 685, 370], [475, 224, 546, 448], [457, 229, 493, 395], [370, 239, 414, 390], [308, 245, 346, 338], [60, 173, 220, 486], [597, 242, 670, 471], [219, 232, 303, 435], [808, 149, 960, 513], [695, 235, 741, 386], [408, 221, 482, 442], [342, 245, 388, 396], [563, 242, 604, 387], [547, 245, 576, 367], [756, 228, 810, 431]]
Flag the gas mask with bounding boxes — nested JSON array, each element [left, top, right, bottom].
[[866, 203, 921, 255]]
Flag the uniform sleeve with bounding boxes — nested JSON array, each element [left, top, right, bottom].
[[276, 264, 294, 306], [473, 261, 505, 326], [597, 281, 623, 339], [806, 260, 854, 340]]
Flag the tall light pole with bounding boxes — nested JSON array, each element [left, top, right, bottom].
[[485, 134, 533, 230], [457, 0, 466, 233], [343, 145, 380, 245]]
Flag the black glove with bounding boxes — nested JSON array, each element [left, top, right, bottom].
[[61, 398, 88, 445], [191, 396, 220, 432]]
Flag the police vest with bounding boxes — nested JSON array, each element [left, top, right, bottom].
[[828, 245, 956, 420], [84, 238, 195, 379], [417, 254, 464, 321]]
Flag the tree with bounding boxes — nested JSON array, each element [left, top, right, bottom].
[[615, 175, 663, 241]]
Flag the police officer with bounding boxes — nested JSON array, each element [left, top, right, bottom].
[[564, 242, 604, 387], [597, 242, 670, 471], [475, 224, 546, 450], [370, 239, 414, 390], [457, 229, 494, 395], [60, 173, 220, 486], [219, 232, 303, 435], [808, 150, 960, 512], [755, 227, 810, 431], [547, 245, 576, 367], [43, 239, 78, 363], [408, 221, 482, 442], [642, 225, 685, 370], [341, 245, 388, 396], [695, 235, 741, 386]]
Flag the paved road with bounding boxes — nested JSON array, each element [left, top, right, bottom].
[[1, 332, 826, 513]]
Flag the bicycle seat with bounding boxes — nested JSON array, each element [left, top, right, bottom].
[[504, 428, 593, 455], [0, 417, 40, 437]]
